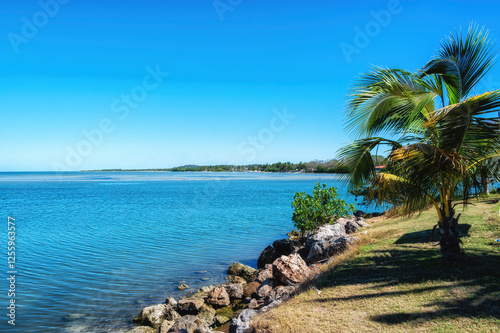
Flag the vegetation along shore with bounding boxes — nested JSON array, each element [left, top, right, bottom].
[[125, 194, 499, 333], [126, 182, 378, 333]]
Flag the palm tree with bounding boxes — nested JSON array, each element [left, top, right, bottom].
[[338, 24, 500, 261]]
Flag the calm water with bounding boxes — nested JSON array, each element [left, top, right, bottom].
[[0, 172, 368, 332]]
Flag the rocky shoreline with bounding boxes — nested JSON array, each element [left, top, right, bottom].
[[126, 213, 374, 333]]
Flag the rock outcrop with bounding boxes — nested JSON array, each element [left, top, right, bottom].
[[242, 281, 260, 299], [206, 286, 230, 308], [227, 262, 257, 282], [177, 298, 205, 316], [257, 239, 301, 269], [167, 315, 208, 333], [254, 264, 273, 283], [272, 253, 310, 286], [223, 284, 244, 299], [310, 223, 346, 243], [229, 309, 257, 333], [257, 245, 276, 269], [133, 303, 172, 329], [130, 214, 371, 333]]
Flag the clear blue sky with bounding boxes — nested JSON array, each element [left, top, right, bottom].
[[1, 0, 500, 171]]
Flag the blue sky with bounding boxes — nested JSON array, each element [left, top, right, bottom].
[[1, 0, 500, 171]]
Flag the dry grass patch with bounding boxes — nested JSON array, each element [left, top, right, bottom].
[[252, 197, 500, 333]]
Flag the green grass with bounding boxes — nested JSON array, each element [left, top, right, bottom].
[[252, 197, 500, 332]]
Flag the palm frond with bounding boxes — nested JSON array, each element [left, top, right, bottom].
[[345, 67, 435, 138], [421, 23, 496, 103], [337, 137, 401, 189]]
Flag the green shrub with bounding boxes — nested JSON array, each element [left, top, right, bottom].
[[291, 183, 355, 233]]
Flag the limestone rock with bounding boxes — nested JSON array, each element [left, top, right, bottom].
[[177, 298, 205, 315], [165, 309, 181, 322], [227, 263, 257, 282], [259, 299, 283, 313], [223, 284, 244, 299], [248, 298, 265, 310], [229, 309, 257, 333], [257, 245, 276, 269], [197, 304, 216, 327], [326, 235, 358, 256], [206, 286, 231, 308], [256, 278, 279, 299], [310, 223, 346, 243], [226, 275, 247, 285], [256, 283, 273, 299], [253, 264, 274, 283], [305, 240, 327, 264], [268, 285, 297, 302], [178, 283, 188, 291], [272, 253, 310, 286], [159, 319, 176, 333], [168, 315, 208, 333], [344, 220, 359, 234], [192, 286, 214, 298], [165, 297, 178, 308], [126, 326, 157, 333], [334, 217, 351, 226], [242, 281, 260, 299], [133, 303, 170, 328], [355, 218, 370, 227]]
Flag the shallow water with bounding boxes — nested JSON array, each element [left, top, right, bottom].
[[0, 172, 369, 332]]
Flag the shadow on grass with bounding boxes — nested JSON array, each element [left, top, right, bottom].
[[372, 285, 500, 323], [315, 239, 500, 324], [394, 224, 472, 244]]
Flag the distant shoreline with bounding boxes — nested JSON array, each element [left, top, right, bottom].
[[81, 169, 303, 173], [80, 160, 357, 174], [80, 169, 343, 174]]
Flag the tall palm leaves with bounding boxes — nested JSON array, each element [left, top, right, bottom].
[[338, 24, 500, 260], [422, 25, 496, 105]]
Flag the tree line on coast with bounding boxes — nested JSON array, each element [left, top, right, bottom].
[[84, 157, 387, 174]]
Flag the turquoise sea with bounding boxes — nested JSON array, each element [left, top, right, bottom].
[[0, 172, 371, 332]]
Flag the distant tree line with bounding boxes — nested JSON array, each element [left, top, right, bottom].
[[83, 157, 387, 174], [166, 157, 387, 173]]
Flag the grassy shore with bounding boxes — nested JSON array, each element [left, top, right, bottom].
[[252, 196, 500, 332]]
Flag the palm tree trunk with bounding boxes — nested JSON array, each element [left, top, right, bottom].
[[438, 209, 462, 260], [481, 173, 490, 194]]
